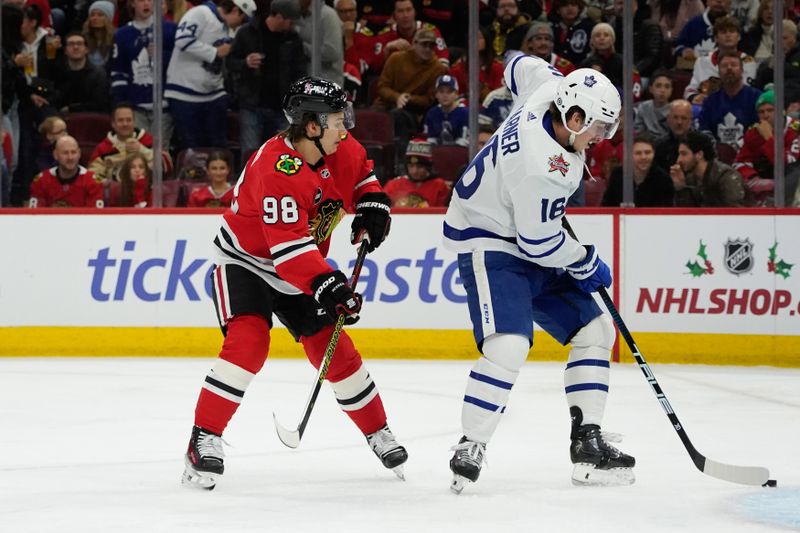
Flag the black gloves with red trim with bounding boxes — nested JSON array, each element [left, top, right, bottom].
[[311, 270, 362, 325], [350, 192, 391, 253]]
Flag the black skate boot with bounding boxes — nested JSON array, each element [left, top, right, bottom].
[[366, 425, 408, 480], [182, 425, 225, 490], [449, 436, 487, 494], [569, 406, 635, 486]]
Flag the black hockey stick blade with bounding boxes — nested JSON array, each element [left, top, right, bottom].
[[561, 217, 772, 487]]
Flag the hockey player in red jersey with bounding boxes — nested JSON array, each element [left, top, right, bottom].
[[28, 135, 104, 208], [182, 77, 407, 490]]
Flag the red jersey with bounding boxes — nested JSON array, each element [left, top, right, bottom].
[[188, 184, 234, 208], [547, 53, 576, 76], [734, 118, 800, 181], [448, 59, 504, 101], [28, 166, 104, 208], [384, 175, 451, 207], [369, 21, 449, 72], [213, 133, 382, 296]]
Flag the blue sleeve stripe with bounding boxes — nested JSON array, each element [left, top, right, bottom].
[[564, 383, 609, 394], [464, 395, 507, 413], [517, 231, 561, 246], [508, 54, 527, 97], [517, 232, 565, 259], [565, 359, 610, 370], [443, 222, 516, 244], [469, 371, 513, 390]]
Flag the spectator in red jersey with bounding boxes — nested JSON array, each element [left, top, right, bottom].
[[384, 138, 451, 207], [117, 153, 152, 207], [370, 0, 450, 72], [734, 89, 800, 202], [28, 135, 104, 207], [187, 150, 234, 207], [448, 27, 504, 102], [89, 102, 172, 184], [181, 77, 406, 491]]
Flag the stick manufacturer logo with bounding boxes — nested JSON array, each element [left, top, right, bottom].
[[724, 238, 753, 276]]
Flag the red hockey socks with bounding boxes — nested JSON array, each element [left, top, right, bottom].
[[301, 327, 387, 435], [194, 314, 270, 435]]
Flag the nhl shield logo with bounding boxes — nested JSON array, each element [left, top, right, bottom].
[[724, 238, 754, 275]]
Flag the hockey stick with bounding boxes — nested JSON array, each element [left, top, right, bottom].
[[562, 217, 773, 487], [273, 241, 370, 449]]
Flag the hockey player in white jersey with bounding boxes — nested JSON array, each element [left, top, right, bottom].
[[443, 54, 634, 493]]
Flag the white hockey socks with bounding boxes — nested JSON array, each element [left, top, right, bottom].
[[462, 334, 530, 443], [564, 314, 615, 426]]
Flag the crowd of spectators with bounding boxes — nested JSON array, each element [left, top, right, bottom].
[[2, 0, 800, 209]]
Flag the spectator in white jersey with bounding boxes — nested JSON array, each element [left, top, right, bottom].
[[165, 0, 255, 152], [443, 56, 634, 493]]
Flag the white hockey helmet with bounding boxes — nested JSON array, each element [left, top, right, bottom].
[[554, 68, 621, 140]]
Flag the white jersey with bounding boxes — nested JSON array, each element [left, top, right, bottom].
[[443, 55, 586, 269], [165, 3, 230, 103]]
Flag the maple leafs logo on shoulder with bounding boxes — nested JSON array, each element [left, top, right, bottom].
[[767, 241, 793, 279], [548, 153, 570, 176], [275, 154, 303, 176], [686, 240, 715, 277]]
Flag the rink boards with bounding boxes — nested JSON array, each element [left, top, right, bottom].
[[1, 208, 798, 366]]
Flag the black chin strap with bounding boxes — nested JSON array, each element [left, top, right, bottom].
[[304, 130, 327, 158]]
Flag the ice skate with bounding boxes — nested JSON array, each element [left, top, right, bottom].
[[182, 425, 225, 490], [366, 425, 408, 480], [570, 408, 635, 486], [449, 437, 487, 494]]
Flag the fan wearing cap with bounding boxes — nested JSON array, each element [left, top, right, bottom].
[[165, 0, 255, 151], [423, 74, 469, 147], [734, 89, 800, 191], [384, 138, 451, 207]]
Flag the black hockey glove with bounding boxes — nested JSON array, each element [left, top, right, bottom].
[[350, 192, 391, 252], [311, 270, 363, 325]]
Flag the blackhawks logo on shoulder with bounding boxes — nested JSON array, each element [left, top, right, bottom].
[[548, 153, 570, 176], [276, 154, 303, 175]]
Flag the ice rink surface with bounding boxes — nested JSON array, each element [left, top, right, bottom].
[[1, 357, 798, 533]]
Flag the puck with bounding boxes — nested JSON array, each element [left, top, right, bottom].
[[763, 479, 777, 487]]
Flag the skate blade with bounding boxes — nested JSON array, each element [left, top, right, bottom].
[[450, 474, 471, 494], [571, 463, 635, 487], [182, 459, 219, 491], [391, 465, 406, 481]]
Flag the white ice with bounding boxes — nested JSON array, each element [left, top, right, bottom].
[[2, 358, 798, 533]]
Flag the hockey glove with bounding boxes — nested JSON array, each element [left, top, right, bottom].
[[351, 192, 391, 252], [565, 245, 612, 294], [311, 270, 363, 325]]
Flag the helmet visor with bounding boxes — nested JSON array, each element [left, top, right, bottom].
[[321, 102, 355, 130], [586, 118, 619, 140]]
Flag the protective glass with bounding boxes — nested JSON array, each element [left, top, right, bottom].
[[320, 102, 355, 130], [585, 118, 619, 139]]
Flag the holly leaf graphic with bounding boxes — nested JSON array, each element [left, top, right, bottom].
[[686, 260, 707, 277], [775, 259, 794, 279], [697, 241, 708, 261], [768, 242, 778, 262]]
